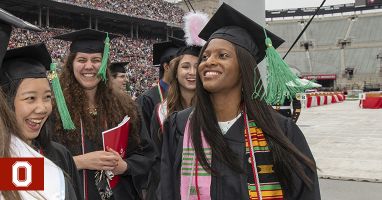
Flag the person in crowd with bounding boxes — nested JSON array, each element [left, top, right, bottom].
[[52, 28, 156, 200], [273, 97, 302, 122], [146, 44, 201, 200], [0, 43, 81, 200], [0, 10, 79, 200], [137, 39, 180, 131], [109, 62, 128, 93], [159, 3, 321, 200], [0, 85, 78, 200], [146, 12, 208, 200]]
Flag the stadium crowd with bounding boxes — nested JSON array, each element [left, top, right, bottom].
[[8, 28, 159, 98], [55, 0, 185, 24]]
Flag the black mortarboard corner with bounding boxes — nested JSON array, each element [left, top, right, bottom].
[[53, 28, 117, 53], [0, 8, 41, 69], [152, 38, 182, 67], [177, 46, 201, 57], [198, 3, 312, 105], [168, 36, 201, 57], [0, 43, 50, 85], [110, 62, 128, 74], [53, 28, 118, 82]]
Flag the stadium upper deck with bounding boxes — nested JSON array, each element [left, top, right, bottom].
[[265, 3, 382, 91]]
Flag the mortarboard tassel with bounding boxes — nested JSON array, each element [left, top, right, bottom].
[[49, 63, 76, 130], [262, 34, 314, 105], [98, 32, 110, 82]]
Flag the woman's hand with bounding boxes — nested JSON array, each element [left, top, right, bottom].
[[73, 151, 119, 171], [107, 147, 128, 175]]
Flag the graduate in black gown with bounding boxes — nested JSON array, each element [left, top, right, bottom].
[[53, 29, 156, 200], [0, 43, 81, 200], [0, 10, 79, 200], [148, 45, 202, 200], [137, 39, 180, 131], [147, 13, 208, 200], [159, 3, 320, 200]]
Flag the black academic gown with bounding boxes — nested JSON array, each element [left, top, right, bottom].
[[137, 85, 165, 132], [44, 141, 83, 200], [136, 85, 166, 197], [77, 112, 156, 200], [159, 108, 321, 200], [146, 103, 165, 200], [65, 176, 79, 200]]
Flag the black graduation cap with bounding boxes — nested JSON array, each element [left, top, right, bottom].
[[198, 3, 284, 63], [0, 8, 41, 31], [110, 62, 128, 74], [168, 36, 202, 57], [177, 46, 201, 57], [53, 28, 118, 53], [0, 43, 51, 85], [0, 8, 42, 70], [152, 37, 183, 67]]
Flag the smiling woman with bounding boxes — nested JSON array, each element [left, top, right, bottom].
[[159, 3, 321, 200], [0, 43, 82, 200], [13, 78, 52, 143], [53, 28, 156, 200]]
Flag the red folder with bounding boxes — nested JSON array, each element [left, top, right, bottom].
[[102, 116, 130, 188]]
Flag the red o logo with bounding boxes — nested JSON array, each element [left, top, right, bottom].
[[12, 161, 32, 187]]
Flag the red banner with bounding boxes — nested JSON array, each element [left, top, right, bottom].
[[0, 158, 44, 190]]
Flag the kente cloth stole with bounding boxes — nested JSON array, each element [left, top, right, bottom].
[[246, 119, 284, 200]]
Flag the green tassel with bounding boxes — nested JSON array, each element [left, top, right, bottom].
[[263, 37, 314, 105], [251, 67, 266, 101], [49, 63, 76, 130], [98, 32, 110, 82]]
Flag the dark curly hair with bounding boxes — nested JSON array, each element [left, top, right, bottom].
[[54, 53, 141, 155]]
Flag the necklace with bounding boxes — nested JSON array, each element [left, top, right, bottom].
[[87, 107, 97, 116]]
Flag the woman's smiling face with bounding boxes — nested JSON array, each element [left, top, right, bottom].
[[199, 38, 241, 94], [14, 78, 52, 143], [72, 52, 103, 91]]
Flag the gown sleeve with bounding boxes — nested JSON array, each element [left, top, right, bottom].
[[49, 142, 84, 200], [159, 108, 191, 200], [274, 113, 321, 200], [122, 107, 157, 178], [64, 176, 79, 200], [159, 113, 179, 200], [145, 104, 163, 200], [137, 91, 156, 133]]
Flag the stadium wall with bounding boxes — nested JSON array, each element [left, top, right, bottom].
[[267, 12, 382, 90]]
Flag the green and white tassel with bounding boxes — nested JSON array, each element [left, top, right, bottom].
[[98, 32, 110, 82], [263, 36, 313, 105], [49, 63, 76, 130]]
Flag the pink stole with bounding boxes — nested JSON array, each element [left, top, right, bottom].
[[180, 119, 212, 200]]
